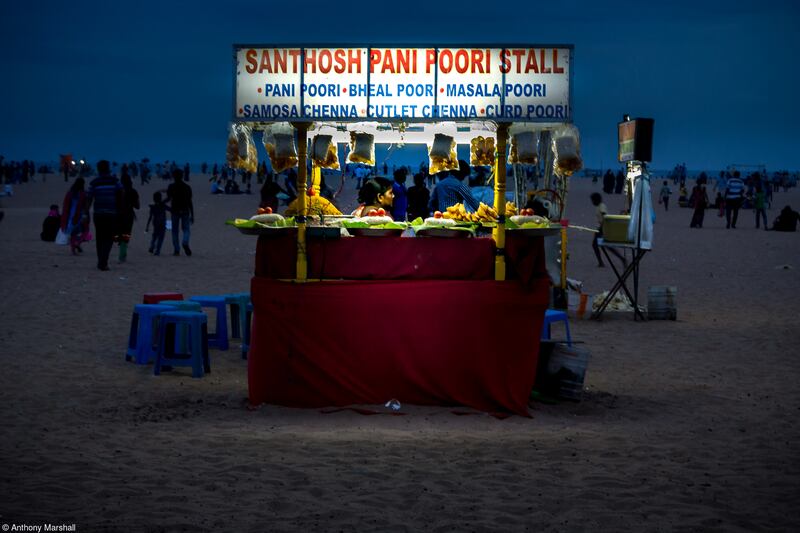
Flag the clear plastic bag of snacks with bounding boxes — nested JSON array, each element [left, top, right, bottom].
[[348, 132, 375, 165], [470, 136, 495, 167], [226, 123, 257, 173], [263, 123, 298, 173], [509, 131, 539, 165], [552, 124, 583, 176], [311, 134, 340, 170], [428, 133, 459, 174]]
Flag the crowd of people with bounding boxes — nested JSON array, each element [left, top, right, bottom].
[[5, 154, 797, 274], [36, 160, 195, 270]]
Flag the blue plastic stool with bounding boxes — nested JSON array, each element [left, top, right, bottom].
[[159, 300, 202, 312], [241, 302, 254, 360], [542, 309, 572, 346], [224, 292, 251, 339], [189, 296, 229, 350], [154, 311, 210, 378], [126, 304, 176, 365], [159, 300, 203, 352]]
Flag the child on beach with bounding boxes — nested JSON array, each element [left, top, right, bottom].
[[145, 191, 170, 255], [40, 204, 61, 241]]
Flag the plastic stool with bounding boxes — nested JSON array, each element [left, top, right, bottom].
[[154, 311, 210, 378], [241, 302, 253, 360], [159, 300, 203, 352], [143, 292, 184, 304], [224, 293, 251, 339], [126, 304, 176, 364], [159, 300, 202, 312], [542, 309, 572, 346], [188, 296, 229, 350]]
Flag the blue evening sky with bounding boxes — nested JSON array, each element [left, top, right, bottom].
[[1, 0, 798, 171]]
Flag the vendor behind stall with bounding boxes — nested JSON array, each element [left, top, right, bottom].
[[352, 177, 394, 218]]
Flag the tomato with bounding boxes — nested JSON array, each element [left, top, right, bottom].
[[434, 211, 442, 219], [367, 209, 378, 216], [265, 206, 273, 214], [257, 207, 267, 214], [307, 187, 316, 196], [376, 208, 386, 216]]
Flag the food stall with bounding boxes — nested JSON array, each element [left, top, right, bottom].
[[231, 45, 578, 416]]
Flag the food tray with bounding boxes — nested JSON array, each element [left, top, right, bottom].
[[236, 226, 296, 237], [346, 227, 404, 237], [415, 227, 473, 238], [506, 227, 562, 237]]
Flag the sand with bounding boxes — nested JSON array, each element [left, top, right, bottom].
[[1, 173, 799, 532]]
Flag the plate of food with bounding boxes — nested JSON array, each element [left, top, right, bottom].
[[412, 212, 475, 238], [227, 207, 296, 236]]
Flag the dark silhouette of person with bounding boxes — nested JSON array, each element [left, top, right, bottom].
[[166, 169, 194, 256], [87, 160, 123, 271]]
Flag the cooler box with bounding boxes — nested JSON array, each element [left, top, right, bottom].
[[602, 215, 632, 243]]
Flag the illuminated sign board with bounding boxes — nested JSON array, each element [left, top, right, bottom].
[[234, 45, 572, 122]]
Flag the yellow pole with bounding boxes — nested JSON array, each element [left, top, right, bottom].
[[293, 122, 310, 281], [492, 123, 509, 281], [311, 164, 322, 196]]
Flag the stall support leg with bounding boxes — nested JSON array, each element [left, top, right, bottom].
[[492, 123, 510, 281], [292, 122, 310, 281]]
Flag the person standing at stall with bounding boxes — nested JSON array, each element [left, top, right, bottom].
[[724, 170, 745, 229], [391, 167, 408, 221], [87, 160, 123, 271], [166, 168, 194, 256], [428, 160, 480, 214], [406, 173, 430, 221]]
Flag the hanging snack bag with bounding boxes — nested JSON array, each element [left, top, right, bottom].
[[263, 123, 298, 173], [470, 136, 495, 167], [311, 134, 340, 170], [428, 133, 458, 174], [226, 123, 258, 173], [348, 132, 375, 166], [552, 125, 583, 176], [509, 131, 538, 165]]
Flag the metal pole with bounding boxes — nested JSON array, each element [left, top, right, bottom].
[[293, 122, 310, 281]]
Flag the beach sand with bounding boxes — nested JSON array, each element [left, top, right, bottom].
[[1, 174, 799, 531]]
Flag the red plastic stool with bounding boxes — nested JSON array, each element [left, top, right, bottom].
[[143, 292, 184, 304]]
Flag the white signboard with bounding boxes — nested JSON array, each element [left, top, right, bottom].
[[234, 45, 572, 122]]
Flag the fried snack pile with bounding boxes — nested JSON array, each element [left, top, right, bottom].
[[226, 123, 258, 173], [470, 136, 495, 167], [284, 195, 343, 217], [509, 131, 538, 165], [429, 133, 459, 174], [311, 135, 340, 170], [440, 201, 518, 222], [348, 132, 375, 165]]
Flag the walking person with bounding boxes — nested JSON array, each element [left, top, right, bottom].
[[689, 183, 709, 228], [87, 160, 123, 271], [145, 191, 170, 255], [753, 184, 768, 230], [165, 168, 194, 256], [60, 177, 90, 254], [116, 173, 140, 262], [724, 171, 746, 229], [658, 180, 672, 211]]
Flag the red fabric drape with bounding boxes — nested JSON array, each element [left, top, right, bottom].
[[249, 277, 549, 416], [248, 234, 551, 416]]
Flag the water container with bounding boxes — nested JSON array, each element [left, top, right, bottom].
[[647, 286, 677, 320], [534, 342, 590, 401]]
